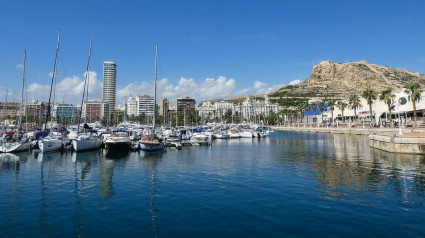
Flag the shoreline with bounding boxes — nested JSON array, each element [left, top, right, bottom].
[[270, 126, 424, 135]]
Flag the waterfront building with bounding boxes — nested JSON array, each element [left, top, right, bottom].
[[177, 96, 196, 112], [327, 89, 425, 126], [196, 101, 215, 121], [0, 102, 19, 121], [239, 95, 279, 122], [126, 96, 138, 117], [215, 101, 234, 118], [24, 100, 48, 126], [159, 99, 169, 116], [102, 61, 117, 124], [82, 99, 104, 122], [52, 104, 74, 119], [196, 95, 280, 123], [137, 95, 155, 119]]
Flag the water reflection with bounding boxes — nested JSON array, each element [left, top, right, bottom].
[[99, 157, 115, 199], [274, 132, 425, 205], [138, 150, 164, 238], [0, 153, 20, 172]]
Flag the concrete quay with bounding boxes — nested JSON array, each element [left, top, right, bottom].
[[369, 133, 425, 155], [271, 126, 424, 135]]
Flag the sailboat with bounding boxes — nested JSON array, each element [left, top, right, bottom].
[[39, 32, 72, 153], [139, 44, 165, 151], [0, 51, 31, 153], [72, 40, 102, 152]]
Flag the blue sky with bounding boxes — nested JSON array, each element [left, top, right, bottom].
[[1, 0, 425, 104]]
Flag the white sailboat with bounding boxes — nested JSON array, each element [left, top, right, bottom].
[[140, 44, 165, 151], [39, 131, 71, 152], [39, 32, 71, 153], [0, 50, 31, 153], [72, 40, 102, 152]]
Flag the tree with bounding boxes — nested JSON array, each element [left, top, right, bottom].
[[348, 94, 361, 123], [337, 101, 347, 123], [304, 104, 310, 124], [329, 100, 336, 123], [379, 88, 396, 126], [297, 103, 304, 123], [405, 82, 422, 128], [362, 86, 377, 127], [319, 101, 326, 124], [311, 103, 317, 122]]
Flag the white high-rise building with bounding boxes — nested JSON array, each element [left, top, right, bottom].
[[126, 96, 138, 117], [137, 95, 155, 119], [102, 61, 116, 124]]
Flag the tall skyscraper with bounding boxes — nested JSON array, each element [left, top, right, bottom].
[[102, 61, 116, 124]]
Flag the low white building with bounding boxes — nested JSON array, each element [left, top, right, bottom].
[[325, 88, 425, 125]]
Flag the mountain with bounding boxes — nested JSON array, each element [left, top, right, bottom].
[[269, 60, 425, 104]]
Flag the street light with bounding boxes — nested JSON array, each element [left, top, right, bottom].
[[396, 103, 402, 135]]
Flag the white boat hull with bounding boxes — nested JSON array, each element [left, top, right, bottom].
[[228, 133, 240, 139], [39, 138, 71, 152], [72, 138, 102, 151], [0, 141, 31, 153], [239, 131, 253, 138], [139, 141, 164, 151]]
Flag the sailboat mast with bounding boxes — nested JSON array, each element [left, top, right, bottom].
[[77, 40, 93, 132], [44, 31, 60, 130], [19, 50, 27, 128], [153, 44, 158, 131]]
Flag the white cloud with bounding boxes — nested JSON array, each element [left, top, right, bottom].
[[26, 71, 102, 104], [253, 80, 267, 89], [288, 79, 303, 85], [25, 73, 285, 105], [16, 64, 24, 69], [255, 83, 286, 94]]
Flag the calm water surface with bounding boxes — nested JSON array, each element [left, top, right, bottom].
[[1, 131, 425, 237]]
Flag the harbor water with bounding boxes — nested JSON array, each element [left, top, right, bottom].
[[1, 131, 425, 237]]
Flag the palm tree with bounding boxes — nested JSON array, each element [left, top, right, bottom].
[[379, 88, 396, 127], [405, 82, 422, 128], [297, 103, 304, 124], [304, 104, 310, 125], [362, 86, 377, 127], [329, 99, 336, 123], [319, 101, 326, 124], [311, 103, 317, 123], [337, 101, 347, 123], [348, 94, 361, 123]]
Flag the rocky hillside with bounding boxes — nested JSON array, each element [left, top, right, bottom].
[[270, 60, 425, 104]]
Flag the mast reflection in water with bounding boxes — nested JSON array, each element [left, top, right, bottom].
[[0, 132, 425, 237]]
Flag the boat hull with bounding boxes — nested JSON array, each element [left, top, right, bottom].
[[39, 138, 71, 152], [0, 141, 31, 153], [105, 141, 131, 151], [139, 141, 164, 151], [72, 138, 102, 151], [239, 131, 253, 138]]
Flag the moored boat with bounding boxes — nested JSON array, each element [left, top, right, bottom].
[[39, 132, 71, 152], [104, 133, 131, 151]]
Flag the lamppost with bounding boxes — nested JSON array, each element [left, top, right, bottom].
[[397, 104, 402, 135]]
